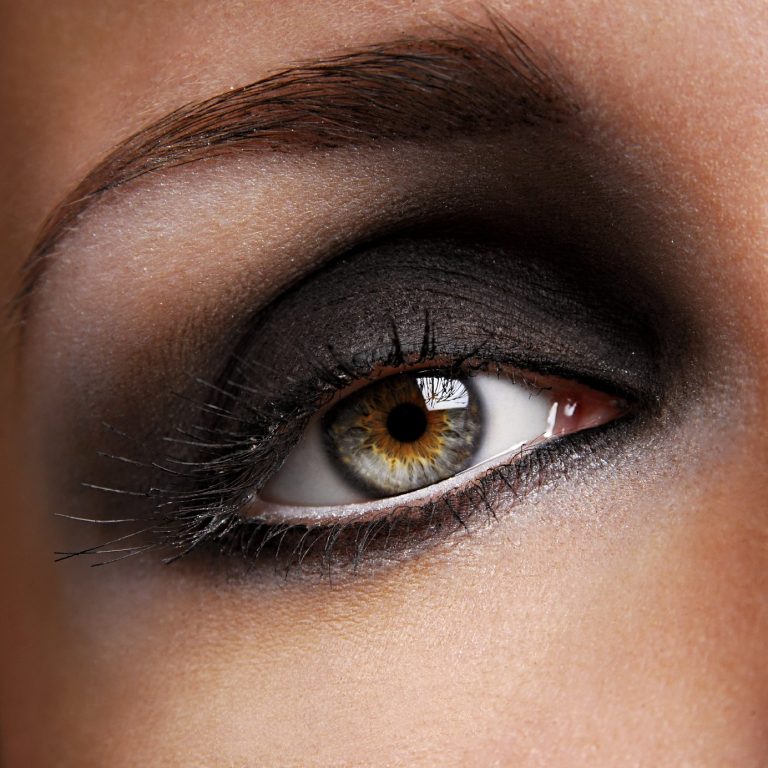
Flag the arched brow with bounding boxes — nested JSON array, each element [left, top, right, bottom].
[[15, 16, 577, 318]]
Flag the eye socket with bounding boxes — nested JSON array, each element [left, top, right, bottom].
[[53, 228, 660, 570], [258, 368, 628, 515]]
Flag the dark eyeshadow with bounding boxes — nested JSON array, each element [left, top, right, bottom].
[[224, 235, 664, 407], [53, 231, 675, 571]]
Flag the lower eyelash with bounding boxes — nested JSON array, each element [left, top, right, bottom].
[[56, 414, 631, 578], [200, 421, 626, 578]]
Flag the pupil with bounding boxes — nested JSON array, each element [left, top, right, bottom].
[[386, 402, 428, 443]]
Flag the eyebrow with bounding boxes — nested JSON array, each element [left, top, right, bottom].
[[17, 17, 576, 314]]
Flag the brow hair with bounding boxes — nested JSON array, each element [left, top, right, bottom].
[[15, 16, 576, 317]]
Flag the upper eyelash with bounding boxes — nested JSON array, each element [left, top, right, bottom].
[[55, 314, 633, 575]]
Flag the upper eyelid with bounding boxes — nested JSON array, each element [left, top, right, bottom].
[[14, 15, 577, 324]]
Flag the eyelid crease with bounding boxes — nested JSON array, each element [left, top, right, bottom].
[[13, 12, 577, 323]]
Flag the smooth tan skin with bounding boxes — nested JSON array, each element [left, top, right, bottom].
[[1, 1, 767, 766]]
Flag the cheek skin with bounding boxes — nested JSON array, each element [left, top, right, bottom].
[[1, 0, 768, 767], [28, 453, 768, 766]]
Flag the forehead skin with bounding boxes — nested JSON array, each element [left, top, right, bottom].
[[1, 1, 767, 766]]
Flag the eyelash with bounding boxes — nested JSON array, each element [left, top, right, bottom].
[[56, 314, 637, 577]]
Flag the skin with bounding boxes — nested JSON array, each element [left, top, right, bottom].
[[1, 1, 767, 765]]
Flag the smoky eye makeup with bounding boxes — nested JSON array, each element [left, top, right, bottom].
[[48, 226, 669, 576], [18, 28, 690, 579]]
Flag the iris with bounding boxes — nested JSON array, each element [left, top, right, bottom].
[[323, 373, 482, 496]]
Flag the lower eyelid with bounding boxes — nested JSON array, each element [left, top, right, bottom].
[[226, 413, 638, 585], [183, 412, 639, 579]]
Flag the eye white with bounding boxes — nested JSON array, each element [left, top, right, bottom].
[[260, 373, 553, 507]]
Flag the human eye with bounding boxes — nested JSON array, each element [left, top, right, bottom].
[[259, 367, 625, 514]]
